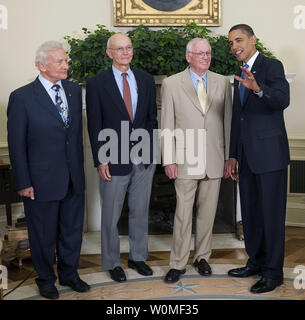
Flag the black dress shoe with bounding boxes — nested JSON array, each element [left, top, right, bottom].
[[39, 284, 59, 300], [250, 277, 283, 294], [109, 266, 127, 282], [128, 260, 153, 276], [59, 277, 90, 292], [228, 266, 260, 278], [193, 259, 212, 276], [164, 269, 186, 283]]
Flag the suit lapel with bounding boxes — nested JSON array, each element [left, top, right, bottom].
[[181, 68, 204, 115], [133, 70, 144, 123], [62, 80, 73, 127], [33, 77, 63, 124], [103, 68, 131, 120], [206, 70, 218, 114], [234, 69, 242, 110]]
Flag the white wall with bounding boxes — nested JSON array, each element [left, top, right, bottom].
[[0, 0, 304, 144], [0, 0, 304, 229]]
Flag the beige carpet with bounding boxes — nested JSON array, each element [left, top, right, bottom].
[[3, 264, 304, 300]]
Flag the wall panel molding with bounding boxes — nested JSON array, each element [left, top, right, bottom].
[[287, 137, 305, 226]]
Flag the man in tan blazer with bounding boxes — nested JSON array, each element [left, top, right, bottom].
[[161, 38, 232, 283]]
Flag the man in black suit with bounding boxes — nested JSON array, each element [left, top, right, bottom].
[[227, 24, 290, 294], [7, 41, 90, 299], [86, 33, 158, 282]]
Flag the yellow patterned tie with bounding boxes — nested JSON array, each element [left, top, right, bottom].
[[197, 77, 207, 114]]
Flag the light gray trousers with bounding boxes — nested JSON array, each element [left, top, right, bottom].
[[100, 164, 155, 270]]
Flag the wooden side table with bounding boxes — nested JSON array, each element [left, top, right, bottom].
[[0, 160, 12, 226]]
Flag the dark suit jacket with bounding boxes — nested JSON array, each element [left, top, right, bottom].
[[86, 67, 158, 176], [7, 77, 85, 201], [229, 53, 290, 174]]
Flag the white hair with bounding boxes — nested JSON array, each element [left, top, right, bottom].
[[35, 41, 64, 66], [186, 38, 211, 53]]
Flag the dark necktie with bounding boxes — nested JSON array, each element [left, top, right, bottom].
[[239, 63, 249, 104], [122, 73, 133, 122], [51, 84, 69, 126]]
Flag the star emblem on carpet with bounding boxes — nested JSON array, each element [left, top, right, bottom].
[[167, 280, 200, 294]]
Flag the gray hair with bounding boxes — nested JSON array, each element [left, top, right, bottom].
[[35, 41, 64, 66], [186, 38, 211, 53]]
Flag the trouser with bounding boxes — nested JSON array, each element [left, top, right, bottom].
[[239, 152, 287, 279], [169, 177, 221, 270], [100, 164, 155, 270], [23, 185, 84, 287]]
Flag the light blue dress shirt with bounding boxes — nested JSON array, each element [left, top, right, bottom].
[[112, 65, 138, 118], [189, 67, 207, 93], [38, 74, 69, 108]]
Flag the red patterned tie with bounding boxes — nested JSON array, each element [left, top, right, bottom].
[[122, 73, 133, 122]]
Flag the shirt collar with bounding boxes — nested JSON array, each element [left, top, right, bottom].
[[39, 74, 63, 91], [112, 65, 131, 78], [189, 67, 207, 82], [244, 51, 259, 71]]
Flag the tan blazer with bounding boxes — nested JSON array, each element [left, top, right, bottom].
[[161, 68, 232, 179]]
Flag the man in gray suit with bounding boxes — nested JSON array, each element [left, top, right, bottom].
[[86, 33, 158, 282], [161, 38, 232, 283]]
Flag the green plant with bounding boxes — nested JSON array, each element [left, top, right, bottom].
[[64, 25, 115, 83], [64, 24, 275, 83]]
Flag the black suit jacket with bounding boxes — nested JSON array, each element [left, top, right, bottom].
[[229, 53, 290, 174], [86, 67, 158, 176], [7, 77, 85, 201]]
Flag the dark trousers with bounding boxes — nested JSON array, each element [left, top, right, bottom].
[[23, 185, 84, 287], [239, 151, 288, 279]]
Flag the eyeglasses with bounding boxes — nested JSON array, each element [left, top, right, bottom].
[[189, 51, 211, 57], [109, 46, 133, 53]]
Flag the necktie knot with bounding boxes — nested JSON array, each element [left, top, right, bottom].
[[241, 64, 249, 79], [51, 84, 60, 92]]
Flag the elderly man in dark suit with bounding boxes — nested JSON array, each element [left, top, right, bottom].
[[7, 41, 90, 299], [86, 33, 158, 282], [227, 24, 290, 294]]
